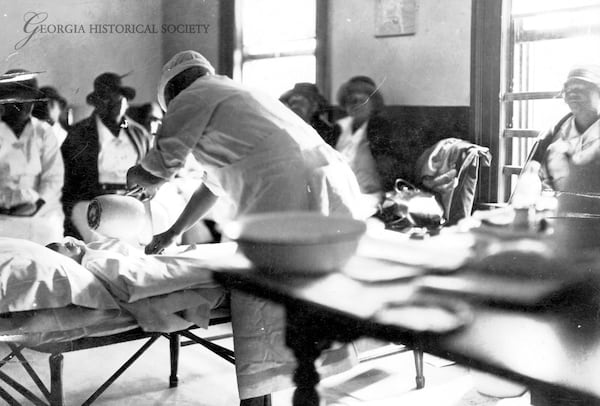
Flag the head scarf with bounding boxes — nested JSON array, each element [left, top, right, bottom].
[[157, 50, 215, 111]]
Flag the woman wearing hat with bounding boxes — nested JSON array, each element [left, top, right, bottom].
[[279, 82, 333, 141], [0, 69, 65, 244], [515, 65, 600, 206], [127, 50, 362, 406], [329, 76, 397, 199], [61, 72, 151, 242]]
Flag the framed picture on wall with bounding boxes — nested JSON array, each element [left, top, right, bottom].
[[375, 0, 417, 37]]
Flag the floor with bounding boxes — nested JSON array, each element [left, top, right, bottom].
[[0, 324, 533, 406]]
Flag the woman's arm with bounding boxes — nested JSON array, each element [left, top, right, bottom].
[[169, 183, 218, 235], [145, 183, 218, 254]]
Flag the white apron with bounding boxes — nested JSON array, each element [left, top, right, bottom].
[[207, 134, 360, 399]]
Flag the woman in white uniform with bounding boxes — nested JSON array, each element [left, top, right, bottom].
[[127, 51, 361, 406], [0, 70, 64, 245]]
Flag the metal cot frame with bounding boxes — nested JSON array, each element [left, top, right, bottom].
[[0, 312, 233, 406]]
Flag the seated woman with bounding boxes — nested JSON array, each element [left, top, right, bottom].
[[0, 69, 65, 245], [279, 82, 333, 141], [61, 72, 152, 242], [514, 65, 600, 214], [327, 76, 396, 200]]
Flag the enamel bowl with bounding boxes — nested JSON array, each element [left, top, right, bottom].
[[223, 211, 366, 275]]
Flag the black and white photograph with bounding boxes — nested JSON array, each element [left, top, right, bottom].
[[1, 0, 600, 405]]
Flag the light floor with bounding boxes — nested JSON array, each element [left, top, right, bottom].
[[0, 325, 532, 406]]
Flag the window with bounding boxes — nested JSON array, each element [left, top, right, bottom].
[[499, 0, 600, 201], [234, 0, 323, 100]]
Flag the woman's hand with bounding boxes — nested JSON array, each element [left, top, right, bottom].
[[144, 228, 179, 254], [127, 165, 166, 199]]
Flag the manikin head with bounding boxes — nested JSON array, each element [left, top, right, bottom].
[[46, 238, 86, 264]]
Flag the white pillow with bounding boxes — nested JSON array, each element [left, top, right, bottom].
[[0, 238, 120, 314]]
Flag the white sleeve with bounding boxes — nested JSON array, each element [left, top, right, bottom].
[[38, 126, 64, 203], [141, 93, 213, 179]]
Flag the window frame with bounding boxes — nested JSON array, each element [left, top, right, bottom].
[[471, 0, 600, 203], [223, 0, 328, 98]]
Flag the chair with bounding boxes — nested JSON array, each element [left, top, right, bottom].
[[415, 138, 491, 226], [390, 139, 490, 389]]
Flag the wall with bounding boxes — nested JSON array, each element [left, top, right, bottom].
[[161, 0, 220, 71], [0, 0, 164, 121], [328, 0, 471, 107], [0, 0, 470, 119]]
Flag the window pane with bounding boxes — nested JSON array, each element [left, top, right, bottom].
[[509, 99, 569, 133], [244, 39, 316, 58], [511, 37, 600, 93], [242, 56, 316, 100], [512, 0, 600, 15], [516, 8, 600, 35], [242, 0, 316, 54], [506, 99, 570, 170]]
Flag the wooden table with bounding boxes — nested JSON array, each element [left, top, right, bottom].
[[212, 244, 600, 406]]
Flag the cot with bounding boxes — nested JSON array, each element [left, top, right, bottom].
[[0, 237, 240, 405], [0, 310, 233, 406]]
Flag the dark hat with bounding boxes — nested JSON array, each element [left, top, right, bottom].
[[86, 72, 136, 106], [0, 69, 46, 104], [336, 75, 385, 112], [39, 86, 67, 109], [280, 83, 329, 112]]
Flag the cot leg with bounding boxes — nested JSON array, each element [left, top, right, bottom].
[[169, 334, 180, 388], [413, 348, 425, 389], [0, 384, 21, 406], [49, 353, 64, 406]]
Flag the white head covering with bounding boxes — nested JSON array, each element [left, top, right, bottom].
[[565, 65, 600, 89], [157, 50, 215, 111]]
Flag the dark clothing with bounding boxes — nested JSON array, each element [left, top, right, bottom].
[[325, 115, 397, 192], [530, 114, 572, 163], [310, 116, 333, 143], [61, 114, 151, 238]]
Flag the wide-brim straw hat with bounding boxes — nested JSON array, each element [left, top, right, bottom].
[[0, 69, 46, 105]]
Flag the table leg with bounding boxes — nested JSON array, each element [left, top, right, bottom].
[[286, 309, 332, 406]]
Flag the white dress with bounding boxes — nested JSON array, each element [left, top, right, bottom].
[[334, 116, 383, 194], [142, 75, 361, 399], [0, 118, 64, 244]]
